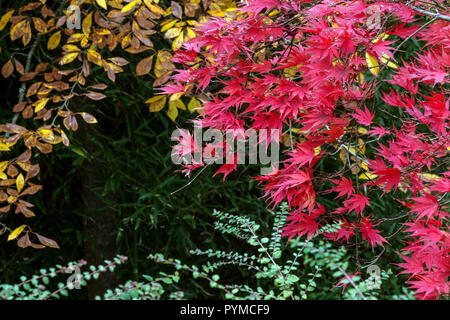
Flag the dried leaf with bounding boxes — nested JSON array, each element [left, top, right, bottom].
[[136, 56, 153, 76], [1, 60, 14, 78], [79, 112, 98, 124], [36, 233, 59, 248]]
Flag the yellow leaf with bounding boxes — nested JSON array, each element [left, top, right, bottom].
[[161, 19, 177, 32], [187, 97, 201, 113], [358, 138, 366, 155], [62, 44, 80, 52], [67, 33, 85, 43], [0, 10, 14, 32], [172, 31, 184, 51], [365, 52, 379, 76], [359, 172, 378, 180], [121, 0, 140, 13], [418, 173, 441, 182], [358, 127, 368, 134], [10, 19, 27, 41], [34, 98, 50, 112], [47, 31, 61, 50], [381, 53, 398, 70], [147, 3, 165, 15], [0, 143, 11, 151], [164, 27, 182, 39], [169, 92, 184, 102], [0, 161, 8, 172], [16, 173, 24, 193], [186, 27, 196, 40], [357, 73, 365, 86], [8, 225, 27, 241], [314, 146, 321, 156], [82, 12, 93, 35], [96, 0, 108, 9], [60, 52, 79, 65], [87, 49, 102, 66], [169, 99, 186, 110], [372, 32, 388, 44], [154, 50, 174, 78], [147, 95, 167, 112], [167, 103, 179, 122]]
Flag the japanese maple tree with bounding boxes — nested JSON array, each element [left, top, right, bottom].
[[167, 0, 449, 299]]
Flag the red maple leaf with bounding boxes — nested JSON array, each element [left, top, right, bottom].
[[329, 176, 354, 199], [359, 217, 388, 249], [373, 168, 402, 193], [410, 193, 440, 220], [342, 193, 369, 215], [350, 107, 374, 126]]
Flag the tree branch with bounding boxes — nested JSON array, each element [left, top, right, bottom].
[[411, 6, 450, 22]]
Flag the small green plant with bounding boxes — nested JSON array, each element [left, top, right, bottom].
[[143, 203, 413, 300], [0, 204, 415, 300]]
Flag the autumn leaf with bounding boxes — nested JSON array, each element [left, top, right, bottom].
[[16, 173, 25, 193], [82, 12, 93, 35], [1, 60, 14, 78], [36, 233, 59, 248], [365, 52, 379, 76], [167, 103, 179, 122], [48, 31, 61, 50], [60, 52, 79, 65], [96, 0, 108, 10], [79, 112, 98, 124], [8, 225, 27, 241], [136, 56, 153, 76], [147, 95, 167, 112], [0, 10, 14, 32], [187, 97, 202, 113]]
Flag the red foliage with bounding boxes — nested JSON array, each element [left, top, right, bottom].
[[168, 0, 450, 299]]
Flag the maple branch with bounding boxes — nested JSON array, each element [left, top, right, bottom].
[[411, 6, 450, 22]]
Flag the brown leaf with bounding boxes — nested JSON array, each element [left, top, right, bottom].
[[22, 105, 34, 119], [21, 185, 42, 196], [25, 164, 40, 180], [153, 71, 172, 87], [171, 1, 183, 19], [36, 142, 53, 153], [22, 20, 32, 46], [109, 57, 129, 66], [136, 56, 153, 76], [2, 60, 14, 78], [89, 83, 107, 90], [17, 232, 32, 248], [0, 205, 11, 212], [6, 165, 18, 178], [36, 233, 59, 248], [13, 102, 27, 112], [19, 72, 37, 81], [14, 58, 24, 75], [85, 91, 107, 101], [32, 17, 47, 33], [16, 149, 32, 162], [0, 180, 16, 187], [0, 123, 27, 133], [79, 112, 98, 124]]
